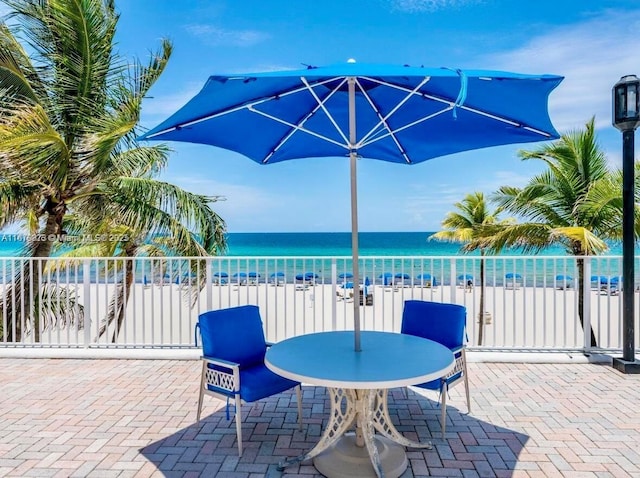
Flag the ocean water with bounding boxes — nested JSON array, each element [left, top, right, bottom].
[[223, 231, 615, 257], [0, 232, 626, 286], [0, 231, 622, 257]]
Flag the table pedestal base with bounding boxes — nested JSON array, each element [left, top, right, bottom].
[[313, 432, 408, 478]]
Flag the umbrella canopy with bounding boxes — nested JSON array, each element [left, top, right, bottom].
[[141, 62, 562, 352]]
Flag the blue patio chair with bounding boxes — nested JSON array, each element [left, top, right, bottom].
[[401, 300, 470, 438], [195, 305, 302, 456]]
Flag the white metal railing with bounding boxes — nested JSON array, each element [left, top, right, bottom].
[[1, 255, 638, 352]]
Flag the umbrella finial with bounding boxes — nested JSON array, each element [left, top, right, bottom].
[[347, 58, 356, 63]]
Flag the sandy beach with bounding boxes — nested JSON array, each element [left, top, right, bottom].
[[26, 279, 631, 351]]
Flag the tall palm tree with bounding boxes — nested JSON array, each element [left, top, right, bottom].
[[0, 0, 171, 341], [490, 118, 619, 347], [429, 192, 508, 345]]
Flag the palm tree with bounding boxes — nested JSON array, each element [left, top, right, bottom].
[[0, 0, 171, 341], [490, 118, 619, 347], [55, 175, 226, 343], [429, 192, 508, 345]]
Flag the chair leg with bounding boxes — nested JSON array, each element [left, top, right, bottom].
[[440, 382, 448, 439], [295, 385, 303, 430], [196, 361, 206, 421], [235, 395, 243, 457]]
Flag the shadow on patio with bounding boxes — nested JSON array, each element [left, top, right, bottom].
[[140, 385, 529, 477]]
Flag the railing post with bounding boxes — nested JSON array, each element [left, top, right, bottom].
[[583, 257, 591, 353], [206, 258, 212, 311], [450, 260, 457, 303], [83, 259, 91, 348], [331, 258, 337, 331]]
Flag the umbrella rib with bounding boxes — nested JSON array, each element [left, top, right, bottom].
[[262, 77, 348, 163], [355, 78, 412, 164], [363, 76, 554, 137], [359, 107, 453, 148], [357, 77, 432, 162], [248, 106, 349, 150], [301, 76, 350, 145], [143, 77, 343, 138]]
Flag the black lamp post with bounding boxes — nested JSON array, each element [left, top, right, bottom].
[[612, 74, 640, 374]]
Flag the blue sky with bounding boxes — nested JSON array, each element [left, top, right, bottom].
[[114, 0, 639, 233]]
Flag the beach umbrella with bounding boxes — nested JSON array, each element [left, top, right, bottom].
[[505, 272, 522, 279], [338, 272, 354, 279], [417, 273, 438, 286], [295, 272, 318, 282], [458, 274, 474, 281], [378, 272, 393, 286], [141, 62, 562, 351]]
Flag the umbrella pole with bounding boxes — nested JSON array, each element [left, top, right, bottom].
[[350, 151, 361, 353], [348, 77, 361, 353]]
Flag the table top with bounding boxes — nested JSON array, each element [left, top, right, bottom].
[[265, 331, 454, 389]]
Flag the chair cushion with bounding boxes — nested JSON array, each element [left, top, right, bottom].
[[401, 300, 466, 350], [198, 305, 267, 367], [238, 363, 299, 403]]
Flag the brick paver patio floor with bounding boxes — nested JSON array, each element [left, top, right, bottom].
[[1, 358, 639, 477]]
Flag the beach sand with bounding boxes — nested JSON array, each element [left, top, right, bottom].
[[37, 280, 630, 351]]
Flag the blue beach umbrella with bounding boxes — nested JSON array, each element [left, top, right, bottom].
[[379, 272, 393, 286], [339, 272, 354, 280], [416, 273, 438, 285], [141, 62, 562, 351]]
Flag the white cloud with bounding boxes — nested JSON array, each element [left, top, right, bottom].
[[386, 0, 483, 12], [482, 9, 640, 133], [185, 24, 270, 47]]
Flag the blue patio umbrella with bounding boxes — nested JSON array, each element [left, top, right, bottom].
[[141, 62, 562, 351], [458, 274, 474, 281], [213, 271, 228, 277], [270, 271, 285, 278], [505, 272, 522, 279], [339, 272, 354, 280]]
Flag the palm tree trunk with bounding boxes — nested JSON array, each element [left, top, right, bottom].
[[477, 253, 486, 346], [577, 257, 598, 347], [112, 258, 134, 343], [97, 252, 136, 343]]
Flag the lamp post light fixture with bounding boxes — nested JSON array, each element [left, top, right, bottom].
[[612, 74, 640, 374]]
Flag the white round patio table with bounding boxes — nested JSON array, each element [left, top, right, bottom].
[[265, 330, 454, 478]]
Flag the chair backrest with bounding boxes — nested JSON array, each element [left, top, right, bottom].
[[197, 305, 267, 367], [401, 300, 466, 350]]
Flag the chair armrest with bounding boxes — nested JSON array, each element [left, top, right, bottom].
[[201, 356, 240, 394], [450, 345, 464, 354], [202, 355, 240, 373], [266, 341, 275, 348]]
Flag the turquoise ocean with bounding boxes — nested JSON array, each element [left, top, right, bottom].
[[0, 231, 623, 257], [0, 232, 626, 285]]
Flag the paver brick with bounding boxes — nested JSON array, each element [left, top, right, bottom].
[[0, 359, 639, 477]]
